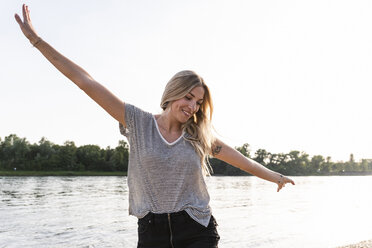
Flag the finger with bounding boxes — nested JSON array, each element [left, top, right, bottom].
[[22, 4, 27, 21], [14, 14, 23, 25], [284, 177, 294, 185], [277, 184, 282, 192], [26, 5, 31, 22]]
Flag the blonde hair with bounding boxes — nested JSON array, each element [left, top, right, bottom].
[[160, 70, 215, 175]]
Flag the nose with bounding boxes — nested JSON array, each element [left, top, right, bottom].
[[189, 101, 197, 113]]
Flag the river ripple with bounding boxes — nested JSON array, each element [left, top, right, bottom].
[[1, 176, 372, 247]]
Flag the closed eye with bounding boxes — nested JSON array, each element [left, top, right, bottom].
[[185, 94, 203, 106]]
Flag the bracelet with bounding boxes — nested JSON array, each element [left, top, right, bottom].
[[277, 174, 284, 184], [31, 37, 42, 47]]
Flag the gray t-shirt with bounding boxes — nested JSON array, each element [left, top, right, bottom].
[[119, 103, 212, 227]]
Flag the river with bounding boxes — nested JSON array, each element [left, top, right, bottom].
[[1, 176, 372, 247]]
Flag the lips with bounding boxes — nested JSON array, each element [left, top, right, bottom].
[[182, 109, 192, 117]]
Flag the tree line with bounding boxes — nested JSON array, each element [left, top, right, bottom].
[[1, 134, 371, 175], [0, 134, 128, 172], [210, 143, 372, 176]]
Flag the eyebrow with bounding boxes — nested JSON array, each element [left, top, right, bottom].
[[189, 92, 204, 102]]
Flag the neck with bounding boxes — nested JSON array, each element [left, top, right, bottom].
[[156, 111, 182, 133]]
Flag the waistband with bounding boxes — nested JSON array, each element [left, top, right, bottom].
[[140, 210, 189, 222]]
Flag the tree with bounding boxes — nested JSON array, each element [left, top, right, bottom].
[[266, 153, 290, 173], [235, 143, 251, 158], [345, 153, 356, 172], [320, 156, 332, 174], [109, 140, 129, 171], [254, 149, 269, 166], [53, 141, 77, 170], [76, 144, 105, 171], [310, 155, 325, 174], [209, 144, 251, 175], [360, 159, 369, 172], [2, 134, 371, 175], [286, 151, 309, 175], [0, 134, 30, 170], [28, 137, 56, 170]]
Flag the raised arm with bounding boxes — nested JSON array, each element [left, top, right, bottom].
[[212, 139, 295, 192], [15, 4, 126, 126]]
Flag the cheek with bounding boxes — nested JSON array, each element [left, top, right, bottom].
[[170, 100, 184, 114], [179, 98, 189, 106], [173, 99, 188, 109]]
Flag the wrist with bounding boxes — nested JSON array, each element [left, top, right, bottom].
[[277, 173, 284, 184], [30, 37, 42, 47]]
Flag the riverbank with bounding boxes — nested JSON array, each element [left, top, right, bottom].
[[0, 170, 126, 176], [337, 239, 372, 248], [1, 170, 371, 177]]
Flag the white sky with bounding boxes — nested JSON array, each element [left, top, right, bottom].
[[1, 0, 371, 162]]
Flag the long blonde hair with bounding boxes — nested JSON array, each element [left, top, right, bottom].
[[160, 70, 215, 175]]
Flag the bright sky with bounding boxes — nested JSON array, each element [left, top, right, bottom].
[[2, 0, 371, 162]]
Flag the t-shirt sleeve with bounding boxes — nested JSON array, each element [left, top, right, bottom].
[[119, 103, 151, 139]]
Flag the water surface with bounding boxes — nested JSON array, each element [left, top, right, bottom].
[[1, 176, 372, 247]]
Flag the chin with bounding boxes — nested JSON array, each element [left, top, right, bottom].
[[178, 116, 191, 124]]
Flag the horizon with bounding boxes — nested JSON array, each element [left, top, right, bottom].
[[1, 132, 368, 164]]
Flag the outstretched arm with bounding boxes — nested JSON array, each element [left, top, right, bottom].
[[15, 4, 126, 126], [212, 139, 295, 192]]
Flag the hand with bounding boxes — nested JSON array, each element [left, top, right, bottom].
[[15, 4, 40, 45], [277, 175, 295, 192]]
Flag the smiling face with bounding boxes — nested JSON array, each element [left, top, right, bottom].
[[169, 86, 205, 124]]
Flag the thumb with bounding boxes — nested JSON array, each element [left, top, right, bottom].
[[15, 14, 23, 25], [14, 14, 24, 28]]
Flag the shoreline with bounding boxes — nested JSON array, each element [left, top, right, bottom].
[[0, 170, 127, 176], [337, 240, 372, 248], [1, 170, 372, 177]]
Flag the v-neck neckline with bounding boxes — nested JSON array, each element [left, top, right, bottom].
[[152, 116, 183, 146]]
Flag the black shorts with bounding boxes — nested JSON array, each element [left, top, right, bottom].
[[137, 210, 220, 248]]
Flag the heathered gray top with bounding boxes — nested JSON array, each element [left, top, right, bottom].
[[119, 103, 212, 227]]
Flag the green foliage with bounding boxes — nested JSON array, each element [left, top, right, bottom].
[[0, 134, 129, 173], [235, 143, 251, 158], [254, 149, 269, 166], [1, 134, 371, 175], [0, 134, 31, 170], [210, 158, 249, 176], [212, 143, 372, 176], [109, 140, 129, 172]]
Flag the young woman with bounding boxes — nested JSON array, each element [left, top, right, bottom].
[[15, 4, 295, 248]]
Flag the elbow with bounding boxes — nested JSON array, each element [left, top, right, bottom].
[[74, 76, 95, 92]]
